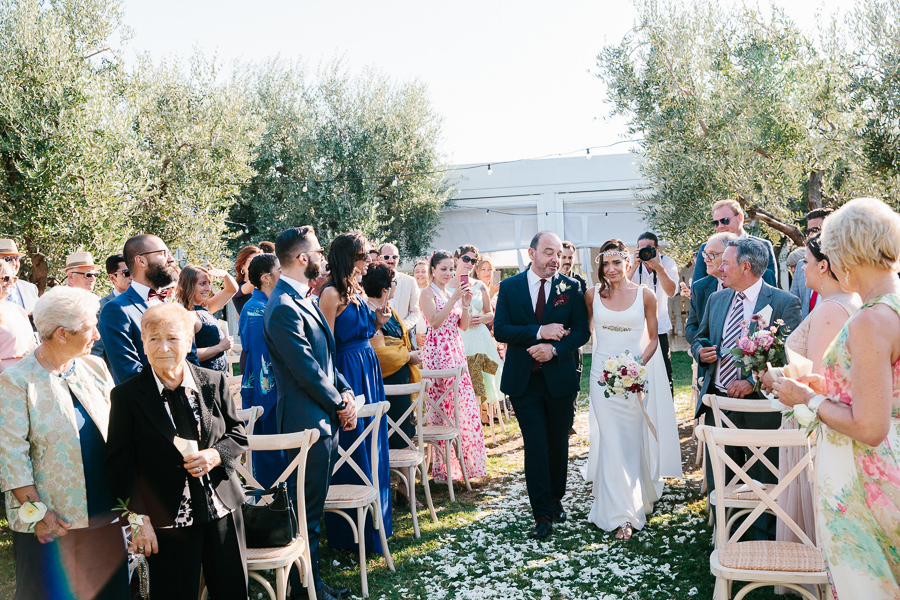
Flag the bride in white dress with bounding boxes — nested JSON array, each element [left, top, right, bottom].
[[584, 239, 682, 540]]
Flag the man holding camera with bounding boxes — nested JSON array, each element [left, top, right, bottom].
[[628, 232, 678, 391]]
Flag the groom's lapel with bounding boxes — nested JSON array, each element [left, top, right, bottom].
[[515, 273, 537, 323], [541, 275, 560, 324]]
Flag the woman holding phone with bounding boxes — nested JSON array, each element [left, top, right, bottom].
[[419, 250, 487, 483], [318, 232, 393, 554], [447, 245, 504, 423]]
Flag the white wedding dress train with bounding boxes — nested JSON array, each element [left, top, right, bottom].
[[584, 285, 682, 531]]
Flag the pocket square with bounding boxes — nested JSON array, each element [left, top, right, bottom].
[[553, 294, 570, 307]]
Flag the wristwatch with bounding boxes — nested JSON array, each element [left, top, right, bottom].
[[550, 346, 558, 358]]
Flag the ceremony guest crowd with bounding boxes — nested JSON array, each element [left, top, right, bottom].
[[0, 194, 898, 600]]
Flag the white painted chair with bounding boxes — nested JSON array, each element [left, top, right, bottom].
[[201, 428, 321, 600], [323, 401, 394, 597], [236, 405, 264, 474], [696, 425, 827, 600], [419, 365, 471, 500], [385, 380, 437, 537]]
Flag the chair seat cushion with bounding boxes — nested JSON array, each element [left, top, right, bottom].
[[325, 484, 377, 507], [246, 537, 305, 561], [389, 449, 424, 467], [721, 482, 778, 501], [718, 541, 826, 572]]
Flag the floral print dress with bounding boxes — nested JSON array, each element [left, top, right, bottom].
[[422, 284, 487, 482], [818, 293, 900, 599]]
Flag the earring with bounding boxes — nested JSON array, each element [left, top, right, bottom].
[[843, 271, 850, 287]]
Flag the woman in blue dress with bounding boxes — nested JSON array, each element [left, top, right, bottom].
[[238, 253, 286, 488], [319, 232, 392, 553], [174, 264, 238, 372]]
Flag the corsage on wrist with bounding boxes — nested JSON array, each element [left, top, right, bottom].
[[114, 498, 144, 537], [784, 394, 826, 437], [18, 501, 47, 532]]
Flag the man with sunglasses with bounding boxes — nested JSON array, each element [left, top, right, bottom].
[[790, 207, 835, 318], [378, 243, 421, 333], [90, 254, 133, 365], [64, 252, 101, 292], [0, 239, 39, 315], [99, 234, 199, 384], [691, 199, 778, 288]]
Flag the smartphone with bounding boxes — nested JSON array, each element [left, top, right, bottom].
[[460, 274, 469, 285], [697, 337, 714, 347]]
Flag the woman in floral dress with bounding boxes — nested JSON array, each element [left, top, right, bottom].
[[419, 251, 487, 483], [775, 197, 900, 600]]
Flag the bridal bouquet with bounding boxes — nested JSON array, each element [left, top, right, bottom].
[[597, 350, 648, 398], [729, 313, 791, 390]]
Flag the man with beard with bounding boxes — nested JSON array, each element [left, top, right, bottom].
[[494, 231, 590, 539], [99, 234, 199, 384], [263, 226, 357, 600]]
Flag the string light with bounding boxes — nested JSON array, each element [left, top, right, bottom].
[[302, 181, 308, 193], [391, 175, 398, 186], [586, 148, 592, 160], [487, 164, 493, 175]]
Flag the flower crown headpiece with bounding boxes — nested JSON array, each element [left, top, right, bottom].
[[595, 249, 630, 262]]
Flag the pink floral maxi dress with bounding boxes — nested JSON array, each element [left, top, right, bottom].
[[818, 294, 900, 599], [422, 284, 487, 482]]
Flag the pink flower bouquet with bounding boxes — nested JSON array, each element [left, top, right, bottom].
[[597, 350, 648, 398], [729, 314, 791, 390]]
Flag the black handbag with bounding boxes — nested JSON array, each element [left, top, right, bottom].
[[241, 482, 299, 548]]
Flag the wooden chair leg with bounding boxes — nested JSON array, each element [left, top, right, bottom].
[[443, 441, 455, 501], [275, 565, 287, 600], [495, 400, 506, 432], [375, 501, 395, 572], [421, 461, 438, 522], [488, 402, 497, 445], [456, 434, 472, 491], [358, 507, 368, 598], [408, 467, 420, 538]]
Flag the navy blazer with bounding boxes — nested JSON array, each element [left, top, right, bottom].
[[263, 278, 352, 439], [692, 235, 778, 287], [493, 271, 590, 398], [684, 275, 720, 346], [99, 286, 198, 385], [689, 281, 802, 417]]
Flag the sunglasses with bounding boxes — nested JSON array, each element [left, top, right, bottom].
[[710, 217, 731, 227], [137, 248, 172, 259], [381, 254, 399, 261], [459, 256, 477, 264], [116, 269, 130, 278], [702, 250, 723, 261], [73, 272, 98, 279], [2, 256, 20, 263], [0, 275, 17, 284], [355, 253, 374, 262]]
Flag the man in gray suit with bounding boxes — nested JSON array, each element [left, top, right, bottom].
[[263, 226, 357, 600], [691, 238, 801, 535]]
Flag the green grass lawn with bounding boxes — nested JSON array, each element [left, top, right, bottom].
[[0, 351, 792, 599]]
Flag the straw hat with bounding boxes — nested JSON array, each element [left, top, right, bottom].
[[0, 239, 25, 257], [64, 251, 100, 272]]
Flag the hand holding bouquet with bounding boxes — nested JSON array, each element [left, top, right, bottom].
[[597, 350, 648, 398], [729, 313, 791, 390]]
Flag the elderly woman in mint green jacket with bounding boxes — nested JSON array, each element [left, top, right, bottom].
[[0, 286, 129, 600]]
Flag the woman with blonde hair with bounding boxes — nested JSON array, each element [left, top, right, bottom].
[[774, 197, 900, 598], [174, 265, 238, 372]]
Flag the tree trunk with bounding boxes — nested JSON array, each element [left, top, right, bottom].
[[807, 169, 825, 211], [24, 237, 47, 295]]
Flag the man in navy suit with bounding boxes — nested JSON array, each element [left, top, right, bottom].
[[263, 226, 357, 600], [99, 235, 198, 384], [684, 232, 737, 346], [692, 199, 778, 287], [494, 231, 590, 539]]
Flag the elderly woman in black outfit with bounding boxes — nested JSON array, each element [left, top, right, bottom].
[[106, 302, 248, 600]]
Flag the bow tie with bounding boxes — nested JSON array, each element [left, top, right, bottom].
[[147, 289, 165, 302]]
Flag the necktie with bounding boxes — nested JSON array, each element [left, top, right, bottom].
[[162, 387, 214, 523], [718, 291, 747, 390], [809, 291, 819, 313], [535, 278, 547, 324]]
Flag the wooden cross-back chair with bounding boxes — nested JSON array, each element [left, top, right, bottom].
[[419, 365, 471, 500], [695, 425, 826, 600], [201, 428, 321, 600], [701, 394, 784, 534], [323, 401, 395, 597], [235, 405, 264, 474], [384, 380, 437, 538]]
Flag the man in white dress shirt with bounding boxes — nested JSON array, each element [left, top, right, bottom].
[[379, 243, 421, 333], [0, 239, 39, 315]]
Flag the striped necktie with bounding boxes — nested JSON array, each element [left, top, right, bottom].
[[718, 291, 747, 389]]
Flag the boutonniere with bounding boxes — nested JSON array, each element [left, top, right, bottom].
[[555, 280, 571, 296], [553, 294, 570, 307]]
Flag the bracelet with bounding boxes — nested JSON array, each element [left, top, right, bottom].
[[808, 394, 827, 415]]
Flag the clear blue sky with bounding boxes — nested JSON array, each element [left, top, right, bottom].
[[123, 0, 842, 165]]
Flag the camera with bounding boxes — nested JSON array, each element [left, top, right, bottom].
[[637, 246, 657, 262]]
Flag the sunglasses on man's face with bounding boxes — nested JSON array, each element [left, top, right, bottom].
[[2, 256, 20, 263], [0, 275, 17, 284], [459, 256, 477, 264], [115, 269, 130, 278], [382, 254, 399, 261], [73, 272, 98, 279], [711, 217, 731, 227]]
